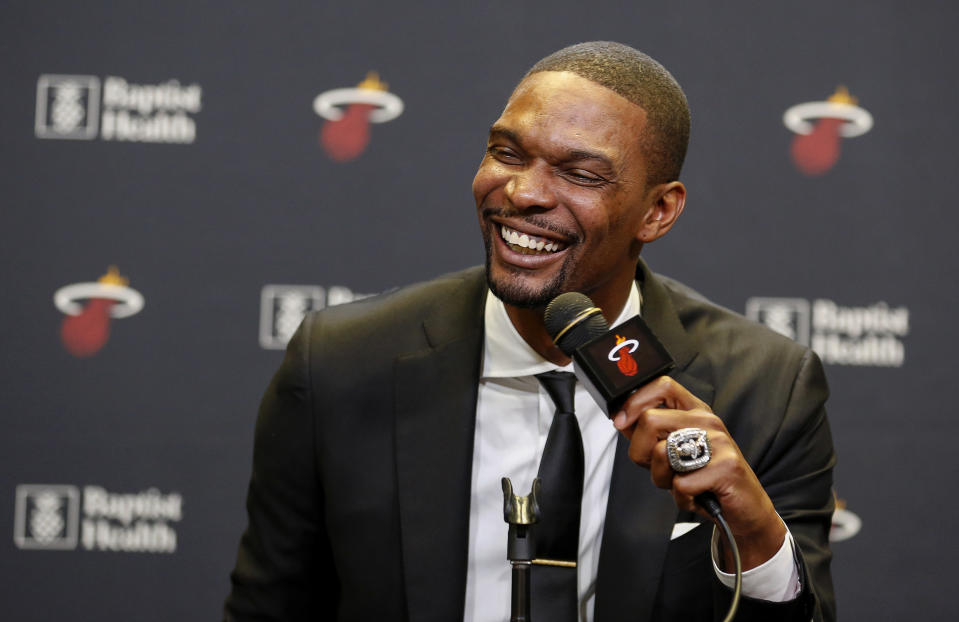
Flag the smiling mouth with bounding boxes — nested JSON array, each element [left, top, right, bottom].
[[499, 224, 568, 255]]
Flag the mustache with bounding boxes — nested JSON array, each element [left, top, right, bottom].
[[481, 205, 580, 242]]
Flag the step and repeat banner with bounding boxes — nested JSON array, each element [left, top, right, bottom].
[[2, 1, 955, 619]]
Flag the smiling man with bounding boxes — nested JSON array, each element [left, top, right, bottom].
[[474, 66, 688, 364], [225, 42, 835, 622]]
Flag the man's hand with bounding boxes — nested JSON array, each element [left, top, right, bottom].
[[612, 376, 786, 571]]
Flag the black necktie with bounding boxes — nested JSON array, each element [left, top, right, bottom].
[[532, 370, 584, 622]]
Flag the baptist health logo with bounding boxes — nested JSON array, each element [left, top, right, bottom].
[[14, 484, 182, 553], [746, 298, 909, 367], [36, 74, 201, 143], [260, 284, 376, 349]]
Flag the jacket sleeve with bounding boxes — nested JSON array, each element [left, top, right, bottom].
[[711, 348, 836, 622], [224, 316, 337, 620]]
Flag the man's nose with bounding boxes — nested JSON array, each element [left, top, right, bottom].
[[504, 162, 557, 210]]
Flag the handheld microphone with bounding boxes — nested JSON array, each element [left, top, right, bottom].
[[544, 292, 724, 519], [544, 292, 674, 417]]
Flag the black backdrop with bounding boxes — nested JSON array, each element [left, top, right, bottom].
[[2, 1, 957, 619]]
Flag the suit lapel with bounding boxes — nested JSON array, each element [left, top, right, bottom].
[[594, 261, 715, 621], [393, 272, 486, 622], [636, 258, 715, 405]]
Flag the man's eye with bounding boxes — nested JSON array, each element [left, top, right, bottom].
[[488, 146, 521, 162], [565, 169, 605, 185]]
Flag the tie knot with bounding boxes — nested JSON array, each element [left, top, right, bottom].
[[536, 371, 577, 414]]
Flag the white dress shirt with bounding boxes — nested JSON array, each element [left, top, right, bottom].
[[463, 285, 799, 621]]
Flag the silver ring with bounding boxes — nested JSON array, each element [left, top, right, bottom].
[[666, 428, 711, 472]]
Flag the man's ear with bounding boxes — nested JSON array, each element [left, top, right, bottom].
[[637, 181, 686, 243]]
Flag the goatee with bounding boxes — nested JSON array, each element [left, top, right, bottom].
[[483, 236, 572, 309]]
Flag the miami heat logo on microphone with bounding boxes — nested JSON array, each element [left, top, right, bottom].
[[783, 86, 873, 176], [313, 72, 404, 162], [608, 335, 640, 377], [53, 266, 144, 357]]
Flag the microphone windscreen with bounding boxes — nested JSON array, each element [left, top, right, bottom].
[[544, 292, 609, 355]]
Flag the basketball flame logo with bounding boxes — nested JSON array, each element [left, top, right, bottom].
[[783, 86, 873, 176], [313, 72, 404, 162], [53, 266, 144, 357], [608, 334, 639, 377]]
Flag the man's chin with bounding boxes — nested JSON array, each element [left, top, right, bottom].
[[485, 263, 565, 309]]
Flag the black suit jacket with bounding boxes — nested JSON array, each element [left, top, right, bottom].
[[225, 261, 836, 621]]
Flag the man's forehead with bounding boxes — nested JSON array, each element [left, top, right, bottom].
[[490, 71, 648, 159], [504, 71, 647, 119]]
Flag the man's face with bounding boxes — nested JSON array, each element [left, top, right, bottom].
[[473, 71, 658, 310]]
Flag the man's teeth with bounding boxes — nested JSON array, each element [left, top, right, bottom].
[[500, 225, 565, 254]]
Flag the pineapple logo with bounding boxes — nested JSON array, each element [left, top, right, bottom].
[[259, 284, 375, 349], [259, 285, 325, 349], [759, 305, 800, 340], [30, 492, 66, 544], [13, 485, 80, 550], [745, 297, 812, 347], [50, 83, 86, 133], [275, 291, 313, 341], [35, 75, 100, 140]]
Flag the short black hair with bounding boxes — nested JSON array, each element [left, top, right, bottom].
[[526, 41, 690, 186]]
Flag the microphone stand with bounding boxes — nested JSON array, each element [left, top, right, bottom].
[[501, 478, 541, 622]]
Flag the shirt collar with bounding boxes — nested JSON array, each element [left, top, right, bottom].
[[482, 283, 642, 379]]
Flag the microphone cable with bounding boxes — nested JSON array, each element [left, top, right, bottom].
[[697, 493, 741, 622]]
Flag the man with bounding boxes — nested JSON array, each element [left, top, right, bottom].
[[225, 42, 835, 621]]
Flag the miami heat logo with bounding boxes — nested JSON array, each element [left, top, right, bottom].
[[313, 72, 404, 162], [53, 266, 144, 357], [830, 495, 862, 543], [608, 335, 640, 377], [783, 86, 873, 176]]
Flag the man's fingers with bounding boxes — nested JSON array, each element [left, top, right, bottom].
[[649, 440, 675, 489], [670, 488, 700, 515], [613, 376, 710, 431], [625, 408, 671, 466], [625, 407, 723, 466]]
